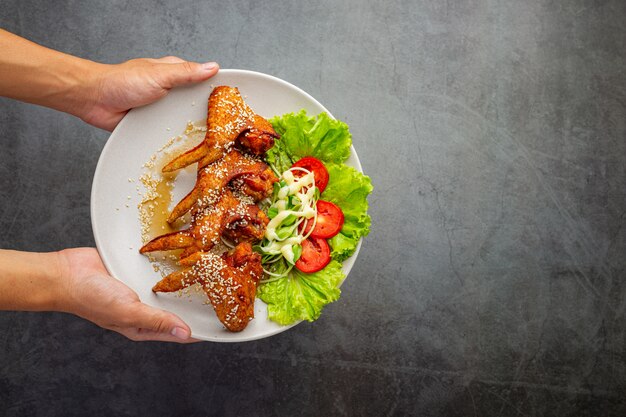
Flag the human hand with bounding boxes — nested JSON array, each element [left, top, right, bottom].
[[80, 57, 219, 131], [57, 247, 198, 343], [0, 30, 218, 130]]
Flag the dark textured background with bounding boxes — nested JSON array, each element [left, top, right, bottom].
[[1, 1, 626, 416]]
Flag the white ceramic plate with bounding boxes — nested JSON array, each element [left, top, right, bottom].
[[91, 69, 362, 342]]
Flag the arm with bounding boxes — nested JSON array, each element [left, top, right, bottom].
[[0, 28, 218, 131], [0, 30, 220, 342], [0, 248, 195, 342]]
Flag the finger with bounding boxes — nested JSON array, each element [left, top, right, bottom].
[[126, 302, 194, 342], [154, 61, 219, 89], [119, 327, 202, 343], [144, 56, 186, 64]]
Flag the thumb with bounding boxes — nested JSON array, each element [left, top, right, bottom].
[[154, 60, 219, 89], [127, 302, 193, 342]]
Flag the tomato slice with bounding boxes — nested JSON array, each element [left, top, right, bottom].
[[291, 156, 329, 193], [295, 237, 331, 273], [302, 200, 344, 239]]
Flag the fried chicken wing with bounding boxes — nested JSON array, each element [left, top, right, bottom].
[[235, 115, 277, 156], [140, 189, 268, 256], [142, 85, 279, 333], [151, 269, 188, 293], [152, 242, 262, 332], [231, 166, 278, 202], [167, 149, 276, 223], [162, 86, 278, 172]]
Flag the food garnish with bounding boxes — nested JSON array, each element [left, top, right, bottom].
[[304, 200, 344, 239], [256, 111, 372, 325]]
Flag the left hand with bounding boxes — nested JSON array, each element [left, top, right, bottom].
[[57, 248, 199, 343]]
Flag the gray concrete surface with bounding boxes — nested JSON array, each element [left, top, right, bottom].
[[1, 0, 626, 415]]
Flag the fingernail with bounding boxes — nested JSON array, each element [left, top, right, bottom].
[[171, 327, 190, 340], [202, 62, 218, 71]]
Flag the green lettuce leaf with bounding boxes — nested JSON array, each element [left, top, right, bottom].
[[257, 260, 345, 325], [258, 111, 372, 325], [324, 164, 373, 261], [267, 111, 352, 172]]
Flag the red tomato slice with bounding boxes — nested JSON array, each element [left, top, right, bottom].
[[295, 237, 331, 273], [291, 156, 329, 193], [302, 200, 344, 239]]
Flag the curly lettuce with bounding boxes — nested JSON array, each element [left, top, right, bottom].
[[267, 111, 352, 173], [258, 111, 372, 325], [258, 261, 344, 325], [323, 164, 373, 261]]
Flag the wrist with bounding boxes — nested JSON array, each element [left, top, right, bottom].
[[0, 250, 68, 312], [51, 249, 85, 315], [46, 251, 74, 312], [26, 251, 68, 312], [52, 57, 109, 123]]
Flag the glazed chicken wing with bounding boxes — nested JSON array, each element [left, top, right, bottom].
[[152, 242, 263, 332], [140, 189, 269, 257], [162, 86, 278, 172], [167, 148, 276, 223], [141, 85, 279, 333]]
